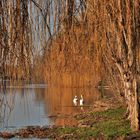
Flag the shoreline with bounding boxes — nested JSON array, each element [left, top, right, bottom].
[[0, 97, 133, 139]]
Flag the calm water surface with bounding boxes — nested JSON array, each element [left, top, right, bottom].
[[0, 83, 102, 131]]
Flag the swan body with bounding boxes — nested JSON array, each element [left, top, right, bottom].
[[80, 95, 84, 106], [73, 96, 78, 106]]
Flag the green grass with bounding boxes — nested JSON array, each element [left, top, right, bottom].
[[57, 127, 100, 139], [95, 119, 131, 139], [57, 127, 77, 134], [57, 107, 131, 139], [91, 107, 125, 118], [89, 107, 131, 139]]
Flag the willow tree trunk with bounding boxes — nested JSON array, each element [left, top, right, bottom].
[[124, 72, 139, 130], [117, 0, 140, 129], [102, 0, 140, 131], [112, 59, 139, 131]]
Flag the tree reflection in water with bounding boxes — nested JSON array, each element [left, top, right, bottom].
[[0, 82, 104, 129], [43, 87, 101, 126], [0, 82, 51, 130]]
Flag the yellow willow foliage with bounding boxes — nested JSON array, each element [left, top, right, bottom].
[[44, 23, 102, 87], [43, 0, 106, 87], [43, 0, 140, 90]]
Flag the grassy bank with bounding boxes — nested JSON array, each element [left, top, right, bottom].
[[57, 107, 131, 139], [0, 107, 132, 139]]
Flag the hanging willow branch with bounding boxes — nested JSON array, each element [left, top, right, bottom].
[[31, 0, 52, 37]]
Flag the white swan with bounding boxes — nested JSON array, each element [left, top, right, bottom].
[[73, 95, 78, 106], [80, 95, 84, 106]]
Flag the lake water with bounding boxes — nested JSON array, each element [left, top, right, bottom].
[[0, 82, 102, 131]]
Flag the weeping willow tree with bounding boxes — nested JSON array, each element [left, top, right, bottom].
[[102, 0, 140, 131], [0, 0, 89, 81], [0, 0, 54, 81], [84, 0, 140, 130], [0, 0, 30, 80], [43, 0, 102, 87], [1, 0, 140, 131], [43, 0, 140, 131]]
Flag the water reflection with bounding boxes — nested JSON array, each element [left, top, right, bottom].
[[0, 85, 52, 131], [43, 87, 101, 126], [0, 83, 102, 130]]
